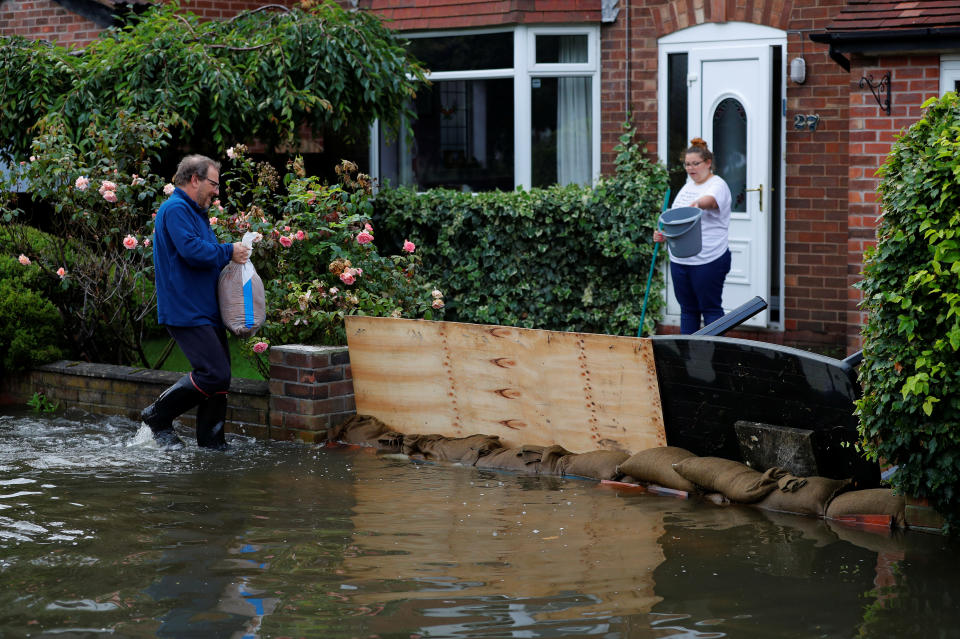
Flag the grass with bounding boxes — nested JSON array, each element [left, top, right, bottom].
[[141, 334, 266, 380]]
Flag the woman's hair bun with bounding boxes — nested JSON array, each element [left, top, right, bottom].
[[689, 137, 709, 149]]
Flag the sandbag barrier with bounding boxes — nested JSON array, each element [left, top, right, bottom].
[[329, 415, 907, 530]]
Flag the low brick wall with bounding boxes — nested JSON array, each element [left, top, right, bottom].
[[0, 344, 354, 443], [268, 345, 355, 443]]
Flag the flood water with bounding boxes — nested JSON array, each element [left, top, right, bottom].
[[1, 409, 959, 639]]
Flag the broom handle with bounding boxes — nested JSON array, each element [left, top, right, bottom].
[[637, 188, 671, 337]]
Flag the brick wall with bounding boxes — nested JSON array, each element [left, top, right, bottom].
[[0, 344, 356, 443], [845, 54, 940, 353], [781, 1, 851, 351], [0, 0, 302, 48], [0, 0, 103, 47]]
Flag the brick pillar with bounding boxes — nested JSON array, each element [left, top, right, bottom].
[[268, 345, 355, 443]]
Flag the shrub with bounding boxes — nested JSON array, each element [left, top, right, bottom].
[[858, 92, 960, 533], [373, 123, 669, 336], [0, 255, 65, 373], [1, 110, 168, 365]]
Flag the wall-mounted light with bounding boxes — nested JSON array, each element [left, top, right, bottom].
[[859, 72, 892, 115], [790, 34, 807, 84], [790, 56, 806, 84]]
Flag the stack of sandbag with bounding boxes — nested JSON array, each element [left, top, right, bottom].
[[325, 416, 908, 528], [327, 414, 403, 450], [824, 488, 906, 527], [538, 445, 574, 475], [757, 476, 852, 517], [474, 445, 550, 474], [616, 446, 699, 492], [670, 457, 789, 503], [402, 433, 504, 465], [557, 449, 629, 481]]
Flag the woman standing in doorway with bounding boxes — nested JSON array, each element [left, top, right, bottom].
[[654, 138, 732, 334]]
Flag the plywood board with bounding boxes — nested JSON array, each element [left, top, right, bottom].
[[345, 316, 666, 453]]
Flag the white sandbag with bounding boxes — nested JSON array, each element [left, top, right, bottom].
[[218, 231, 265, 337]]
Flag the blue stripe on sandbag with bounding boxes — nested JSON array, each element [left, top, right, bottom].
[[243, 279, 254, 327]]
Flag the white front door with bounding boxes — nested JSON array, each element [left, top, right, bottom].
[[660, 26, 782, 329]]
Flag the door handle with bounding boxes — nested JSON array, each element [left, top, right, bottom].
[[746, 185, 762, 212]]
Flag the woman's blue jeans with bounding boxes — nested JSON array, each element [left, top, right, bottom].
[[670, 249, 732, 334]]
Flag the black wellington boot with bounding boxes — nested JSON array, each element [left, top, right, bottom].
[[195, 392, 229, 450], [140, 374, 206, 450]]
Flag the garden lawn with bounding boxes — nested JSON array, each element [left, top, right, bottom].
[[141, 335, 265, 380]]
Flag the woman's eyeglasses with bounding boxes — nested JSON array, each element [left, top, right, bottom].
[[684, 161, 704, 168]]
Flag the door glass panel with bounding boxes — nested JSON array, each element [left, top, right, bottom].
[[712, 97, 747, 213], [667, 53, 689, 199]]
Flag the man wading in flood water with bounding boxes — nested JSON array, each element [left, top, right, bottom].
[[141, 155, 252, 450]]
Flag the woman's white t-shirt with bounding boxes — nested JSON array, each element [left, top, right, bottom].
[[668, 174, 732, 266]]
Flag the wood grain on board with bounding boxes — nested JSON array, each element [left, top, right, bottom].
[[345, 316, 666, 453]]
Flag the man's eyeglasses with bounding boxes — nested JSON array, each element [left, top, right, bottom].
[[201, 177, 220, 189], [684, 161, 704, 168]]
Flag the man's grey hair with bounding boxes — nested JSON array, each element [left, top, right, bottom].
[[173, 155, 221, 186]]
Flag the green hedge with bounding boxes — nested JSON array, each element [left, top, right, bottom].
[[0, 253, 65, 373], [373, 127, 669, 336], [858, 92, 960, 533]]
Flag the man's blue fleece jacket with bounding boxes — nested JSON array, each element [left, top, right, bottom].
[[152, 187, 233, 327]]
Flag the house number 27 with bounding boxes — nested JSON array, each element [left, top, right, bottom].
[[794, 114, 820, 131]]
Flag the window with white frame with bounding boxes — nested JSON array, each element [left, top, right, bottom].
[[374, 26, 600, 192], [940, 55, 960, 96]]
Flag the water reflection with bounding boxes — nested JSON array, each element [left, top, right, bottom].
[[0, 410, 958, 638]]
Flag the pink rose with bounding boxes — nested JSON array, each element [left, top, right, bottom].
[[18, 254, 31, 266], [432, 298, 445, 310], [163, 183, 175, 196], [98, 180, 116, 195], [356, 230, 373, 245], [364, 223, 373, 232], [284, 226, 291, 232], [339, 271, 356, 285], [432, 289, 443, 299], [123, 235, 138, 250], [143, 238, 151, 247], [329, 287, 339, 295], [102, 190, 118, 203], [295, 230, 306, 241], [56, 267, 66, 278], [75, 176, 90, 191], [131, 174, 145, 186], [356, 268, 363, 276], [279, 235, 293, 248], [402, 239, 416, 253], [29, 155, 36, 162], [227, 147, 236, 160], [209, 217, 218, 225], [252, 341, 268, 354]]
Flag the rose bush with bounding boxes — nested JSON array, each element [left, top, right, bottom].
[[210, 149, 443, 373]]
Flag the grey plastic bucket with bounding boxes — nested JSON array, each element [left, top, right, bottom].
[[659, 206, 702, 258]]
